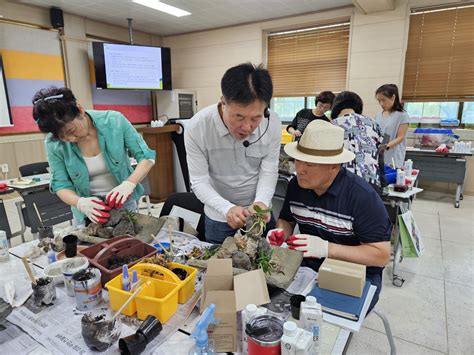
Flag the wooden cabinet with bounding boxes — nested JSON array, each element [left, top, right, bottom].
[[138, 125, 179, 203]]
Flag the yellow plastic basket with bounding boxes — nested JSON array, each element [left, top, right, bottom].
[[135, 277, 179, 322], [106, 273, 141, 316], [106, 264, 181, 323], [131, 262, 197, 304], [281, 129, 293, 144], [168, 262, 198, 304]]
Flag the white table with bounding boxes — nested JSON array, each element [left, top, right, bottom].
[[2, 245, 352, 354], [2, 173, 51, 191]]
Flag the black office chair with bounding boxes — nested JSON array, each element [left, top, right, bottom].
[[171, 124, 191, 192], [17, 190, 73, 235], [19, 162, 49, 177], [0, 199, 13, 246], [159, 192, 205, 241]]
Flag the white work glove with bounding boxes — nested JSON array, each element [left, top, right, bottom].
[[266, 228, 285, 246], [76, 197, 111, 224], [287, 234, 329, 258], [106, 181, 136, 208]]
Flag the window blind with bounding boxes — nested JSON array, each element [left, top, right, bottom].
[[267, 22, 350, 97], [403, 6, 474, 101]]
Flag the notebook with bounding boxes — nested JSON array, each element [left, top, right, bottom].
[[308, 280, 371, 321]]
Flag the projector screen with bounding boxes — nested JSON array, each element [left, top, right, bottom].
[[92, 42, 172, 90], [0, 56, 13, 127]]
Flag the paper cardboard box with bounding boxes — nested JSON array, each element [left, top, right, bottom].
[[318, 258, 366, 297], [201, 259, 270, 353]]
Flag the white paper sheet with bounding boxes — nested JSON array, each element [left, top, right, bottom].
[[0, 321, 51, 354], [6, 280, 202, 355], [285, 266, 317, 295], [169, 206, 201, 230]]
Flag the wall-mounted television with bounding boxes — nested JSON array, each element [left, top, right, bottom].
[[92, 42, 172, 90]]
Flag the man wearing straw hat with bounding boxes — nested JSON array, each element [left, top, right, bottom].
[[267, 120, 391, 308]]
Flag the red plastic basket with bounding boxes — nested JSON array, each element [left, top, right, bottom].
[[78, 236, 157, 285]]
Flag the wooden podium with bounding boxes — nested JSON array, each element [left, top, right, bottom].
[[138, 125, 179, 203]]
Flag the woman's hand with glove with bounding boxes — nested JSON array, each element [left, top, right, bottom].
[[287, 234, 329, 258], [106, 181, 136, 208], [76, 197, 111, 224]]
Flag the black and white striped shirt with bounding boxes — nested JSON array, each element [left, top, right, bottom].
[[279, 168, 392, 275]]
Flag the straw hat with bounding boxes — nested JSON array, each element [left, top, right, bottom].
[[284, 120, 355, 164]]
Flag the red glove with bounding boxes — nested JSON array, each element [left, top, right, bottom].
[[266, 228, 285, 246], [106, 181, 136, 208], [76, 197, 111, 224]]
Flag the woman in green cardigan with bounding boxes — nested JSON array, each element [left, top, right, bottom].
[[32, 87, 155, 225]]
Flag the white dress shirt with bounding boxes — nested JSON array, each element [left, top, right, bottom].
[[184, 103, 281, 222]]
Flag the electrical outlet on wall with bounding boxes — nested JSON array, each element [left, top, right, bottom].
[[0, 164, 9, 173]]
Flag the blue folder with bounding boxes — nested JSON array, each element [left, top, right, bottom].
[[308, 281, 371, 321]]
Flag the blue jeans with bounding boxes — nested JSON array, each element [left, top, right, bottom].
[[366, 272, 382, 313], [204, 215, 276, 244], [204, 216, 238, 244]]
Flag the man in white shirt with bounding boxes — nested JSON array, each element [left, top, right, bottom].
[[184, 63, 281, 243]]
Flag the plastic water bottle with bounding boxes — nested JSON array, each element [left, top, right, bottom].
[[404, 159, 413, 176], [0, 230, 10, 262], [396, 169, 405, 185], [47, 247, 56, 264]]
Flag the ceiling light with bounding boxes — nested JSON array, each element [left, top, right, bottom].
[[132, 0, 191, 17]]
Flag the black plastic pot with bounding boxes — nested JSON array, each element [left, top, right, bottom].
[[118, 315, 162, 355], [290, 294, 306, 320], [63, 234, 78, 258]]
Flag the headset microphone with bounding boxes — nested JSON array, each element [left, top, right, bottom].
[[243, 108, 270, 148]]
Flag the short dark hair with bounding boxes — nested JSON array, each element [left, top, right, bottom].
[[375, 84, 404, 112], [32, 87, 80, 140], [316, 91, 335, 105], [221, 63, 273, 106], [330, 91, 364, 119]]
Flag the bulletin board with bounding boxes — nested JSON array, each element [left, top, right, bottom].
[[0, 22, 64, 134]]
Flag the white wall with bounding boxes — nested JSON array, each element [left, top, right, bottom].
[[162, 1, 412, 115], [162, 0, 474, 195], [163, 8, 353, 110], [347, 1, 410, 117], [0, 0, 162, 178]]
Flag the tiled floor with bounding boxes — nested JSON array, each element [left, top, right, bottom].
[[1, 191, 473, 354], [349, 191, 474, 355]]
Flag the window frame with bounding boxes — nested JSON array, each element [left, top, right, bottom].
[[404, 100, 474, 129]]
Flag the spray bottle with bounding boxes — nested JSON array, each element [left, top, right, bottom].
[[189, 304, 216, 355]]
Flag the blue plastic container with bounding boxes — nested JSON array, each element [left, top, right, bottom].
[[153, 242, 170, 254], [384, 165, 397, 184]]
